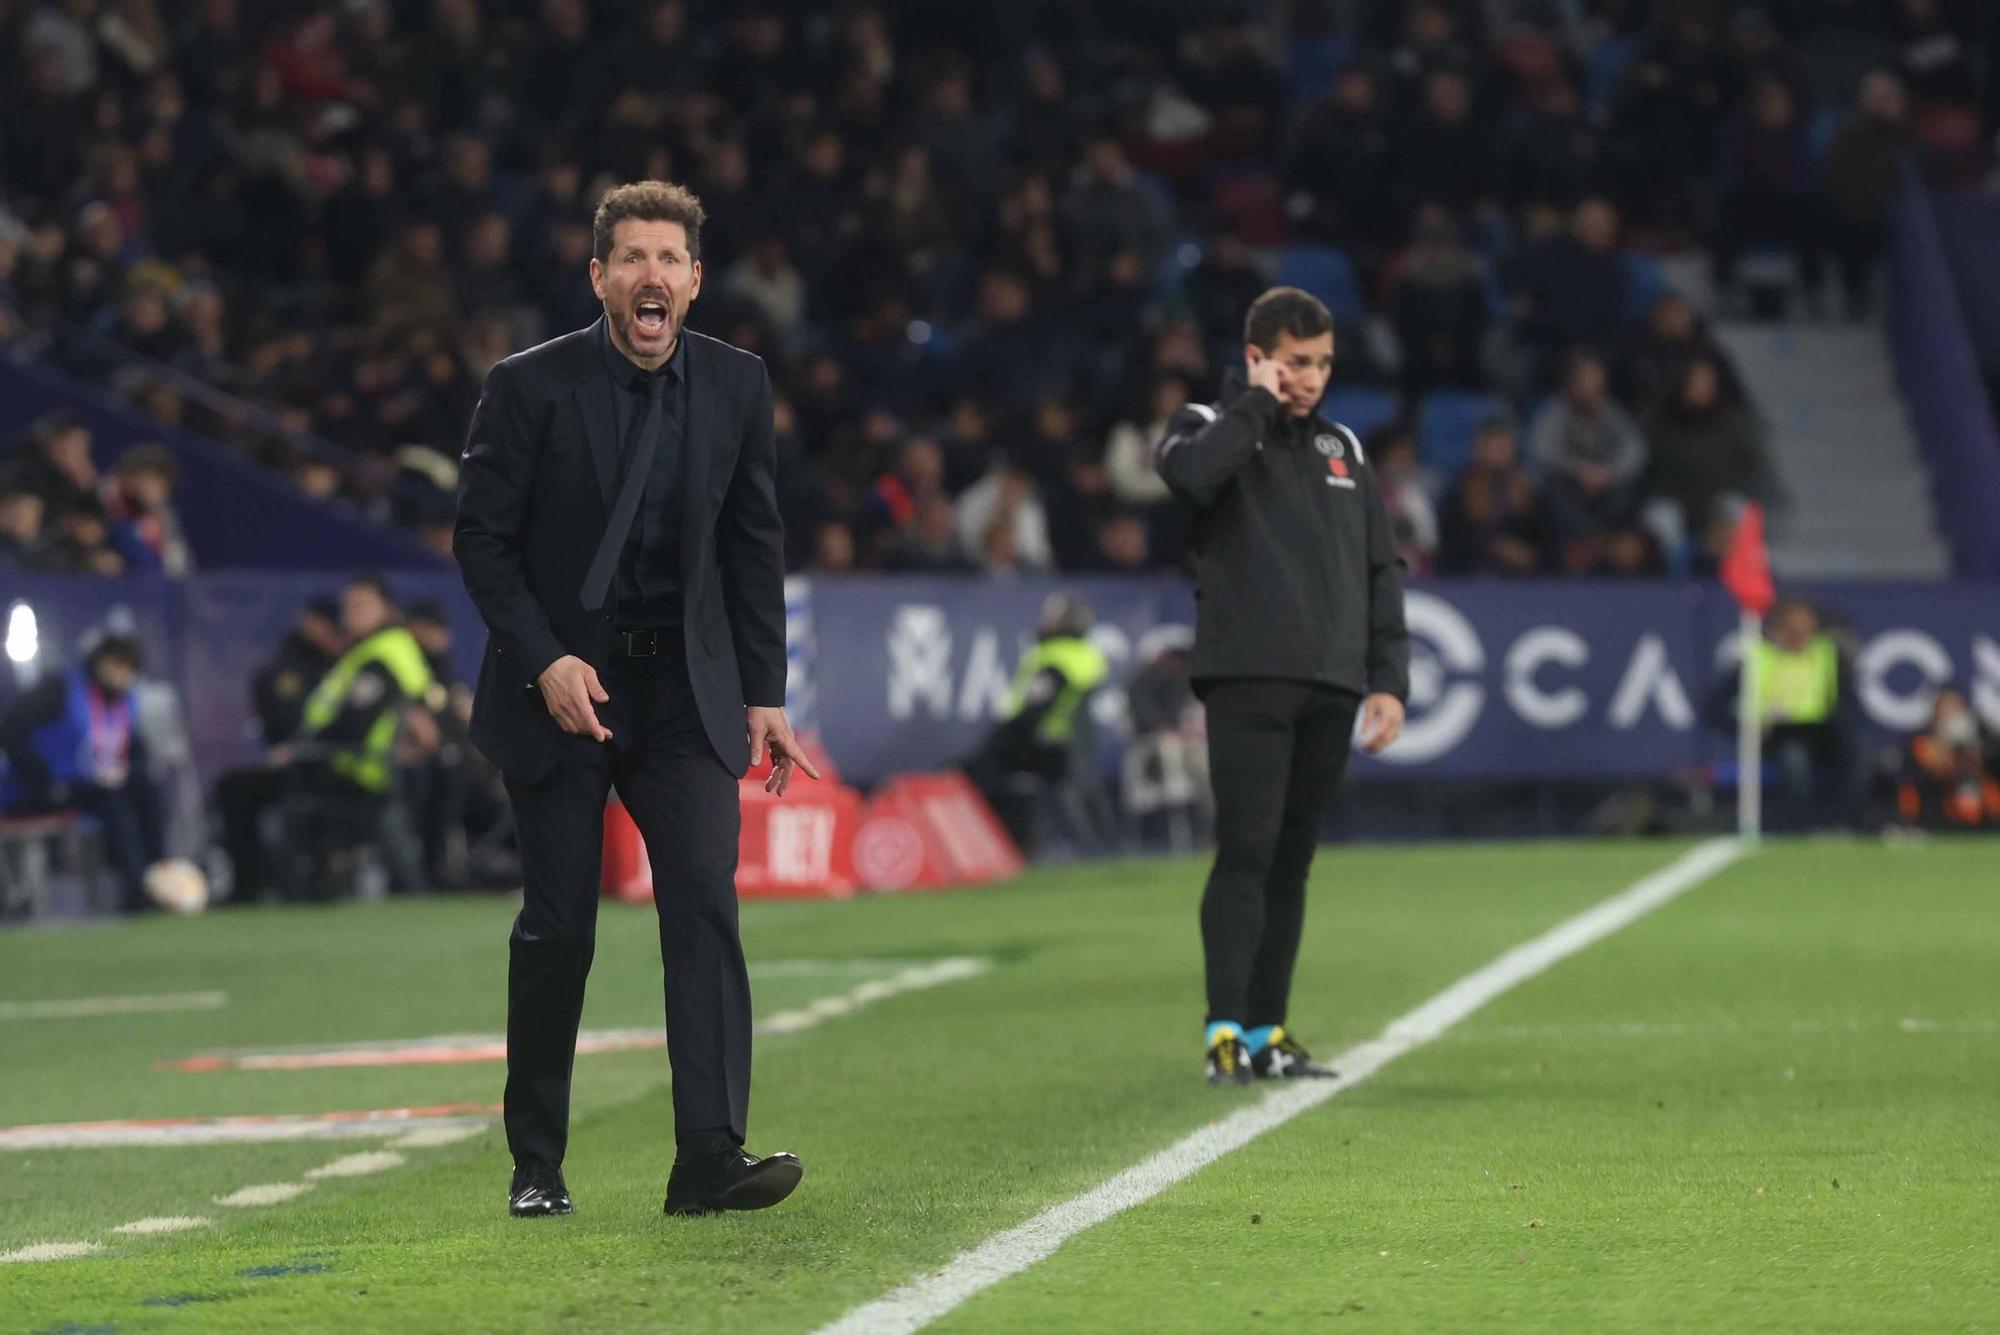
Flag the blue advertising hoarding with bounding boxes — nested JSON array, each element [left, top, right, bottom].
[[6, 574, 1995, 787]]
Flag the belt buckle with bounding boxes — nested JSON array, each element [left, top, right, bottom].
[[623, 629, 658, 658]]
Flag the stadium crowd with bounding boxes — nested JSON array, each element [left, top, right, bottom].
[[1, 0, 1992, 579]]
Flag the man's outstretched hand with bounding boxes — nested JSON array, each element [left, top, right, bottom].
[[538, 655, 612, 742], [748, 706, 821, 796]]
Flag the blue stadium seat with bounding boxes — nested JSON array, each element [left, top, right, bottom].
[[1417, 390, 1506, 478], [1624, 252, 1668, 326], [1275, 244, 1364, 324], [1586, 34, 1640, 115], [1285, 34, 1354, 105], [1321, 385, 1400, 438]]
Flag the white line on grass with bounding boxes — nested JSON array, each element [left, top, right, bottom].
[[0, 991, 227, 1021], [0, 956, 991, 1264], [0, 1241, 104, 1263], [112, 1217, 210, 1235], [815, 837, 1747, 1335], [0, 1105, 498, 1151], [390, 1123, 487, 1149], [162, 957, 993, 1069], [305, 1151, 407, 1179], [213, 1183, 312, 1207]]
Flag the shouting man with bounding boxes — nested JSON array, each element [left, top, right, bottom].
[[456, 181, 817, 1219]]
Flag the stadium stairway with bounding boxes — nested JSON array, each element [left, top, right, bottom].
[[1714, 322, 1950, 579]]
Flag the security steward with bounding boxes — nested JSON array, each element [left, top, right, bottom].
[[965, 592, 1110, 848], [253, 596, 345, 747], [1748, 599, 1856, 829], [219, 574, 436, 902], [1154, 286, 1410, 1087]]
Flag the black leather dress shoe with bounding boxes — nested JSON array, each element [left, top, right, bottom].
[[508, 1159, 574, 1218], [663, 1142, 803, 1217]]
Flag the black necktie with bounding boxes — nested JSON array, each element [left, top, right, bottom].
[[579, 373, 666, 613]]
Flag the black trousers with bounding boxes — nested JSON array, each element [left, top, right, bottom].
[[18, 778, 163, 913], [1199, 679, 1360, 1027], [502, 646, 748, 1169]]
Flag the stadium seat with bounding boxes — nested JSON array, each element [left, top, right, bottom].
[[1284, 34, 1353, 105], [1417, 390, 1506, 479], [1321, 385, 1400, 438], [1275, 244, 1364, 324], [1624, 252, 1668, 326], [0, 812, 104, 920]]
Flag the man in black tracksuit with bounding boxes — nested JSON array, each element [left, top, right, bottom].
[[1155, 286, 1410, 1086]]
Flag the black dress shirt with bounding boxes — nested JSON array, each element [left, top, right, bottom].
[[602, 322, 687, 629]]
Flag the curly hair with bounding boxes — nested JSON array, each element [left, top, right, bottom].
[[592, 180, 706, 265]]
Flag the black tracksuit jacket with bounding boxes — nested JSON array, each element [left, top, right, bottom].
[[1154, 375, 1411, 701]]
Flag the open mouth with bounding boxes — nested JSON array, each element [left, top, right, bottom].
[[633, 298, 670, 338]]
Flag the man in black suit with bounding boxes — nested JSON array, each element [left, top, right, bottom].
[[455, 180, 819, 1220]]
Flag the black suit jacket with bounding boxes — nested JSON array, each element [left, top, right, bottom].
[[454, 318, 786, 784]]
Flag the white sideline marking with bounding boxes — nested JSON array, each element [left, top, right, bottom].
[[815, 838, 1747, 1335], [113, 1216, 210, 1235], [166, 957, 992, 1069], [0, 991, 226, 1021], [0, 1241, 103, 1263], [0, 1104, 497, 1151], [214, 1183, 311, 1207], [305, 1151, 407, 1179]]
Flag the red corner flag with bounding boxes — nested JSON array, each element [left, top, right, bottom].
[[1720, 503, 1775, 616]]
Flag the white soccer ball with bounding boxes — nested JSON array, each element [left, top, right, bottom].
[[144, 858, 210, 914]]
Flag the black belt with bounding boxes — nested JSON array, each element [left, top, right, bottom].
[[611, 628, 669, 658]]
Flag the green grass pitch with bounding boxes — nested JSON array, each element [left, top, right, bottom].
[[1, 837, 1995, 1333]]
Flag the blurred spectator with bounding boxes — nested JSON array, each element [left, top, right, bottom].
[[251, 595, 344, 748], [957, 457, 1053, 572], [46, 495, 127, 576], [885, 494, 975, 574], [811, 520, 857, 573], [1639, 357, 1773, 562], [1614, 292, 1747, 414], [1714, 77, 1818, 304], [104, 444, 193, 575], [1895, 0, 1978, 109], [1528, 348, 1649, 545], [1398, 69, 1499, 219], [1288, 67, 1396, 249], [859, 437, 946, 563], [1894, 686, 2000, 830], [0, 0, 1898, 581], [1822, 71, 1913, 318], [1388, 205, 1492, 397], [364, 219, 458, 342], [1370, 425, 1440, 578], [1438, 417, 1552, 576], [0, 469, 50, 572], [724, 234, 807, 351], [0, 634, 163, 913], [1087, 510, 1151, 573], [1513, 198, 1632, 375], [1506, 78, 1602, 212], [959, 269, 1071, 411], [1061, 137, 1170, 290], [1104, 374, 1185, 509], [13, 410, 100, 514], [402, 597, 490, 888]]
